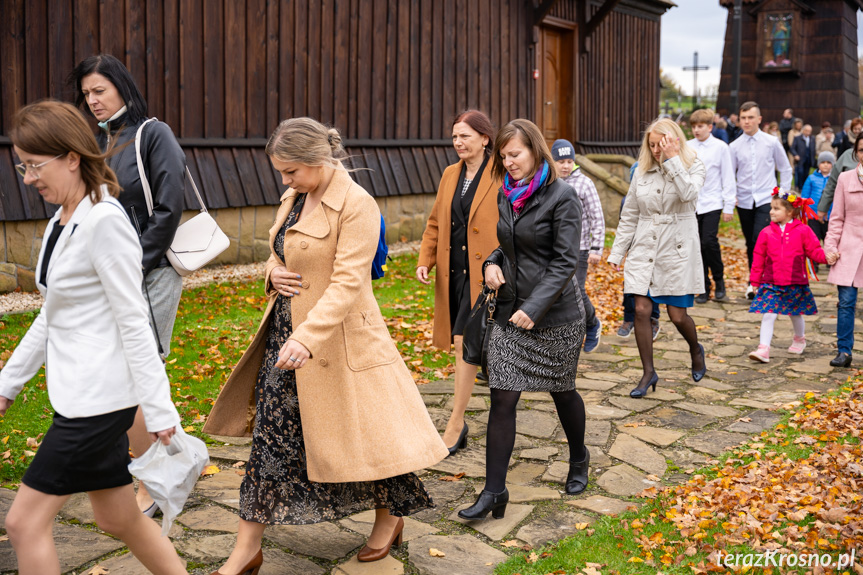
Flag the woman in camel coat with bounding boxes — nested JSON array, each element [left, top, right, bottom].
[[205, 118, 447, 573], [416, 109, 500, 456]]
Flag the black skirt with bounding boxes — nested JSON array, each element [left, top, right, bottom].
[[22, 406, 138, 495]]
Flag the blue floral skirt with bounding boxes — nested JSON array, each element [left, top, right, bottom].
[[749, 283, 817, 315]]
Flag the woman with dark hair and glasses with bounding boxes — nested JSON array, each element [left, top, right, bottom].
[[69, 53, 186, 516], [416, 109, 500, 456]]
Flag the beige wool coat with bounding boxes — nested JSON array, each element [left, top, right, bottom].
[[417, 160, 501, 349], [608, 156, 706, 296], [203, 169, 448, 483]]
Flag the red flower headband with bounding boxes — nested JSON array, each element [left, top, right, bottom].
[[772, 187, 818, 221]]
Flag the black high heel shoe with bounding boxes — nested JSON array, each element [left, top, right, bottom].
[[458, 487, 509, 520], [691, 343, 707, 382], [446, 423, 469, 457], [630, 372, 658, 398], [565, 449, 590, 494]]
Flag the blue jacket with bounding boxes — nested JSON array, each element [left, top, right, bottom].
[[801, 171, 831, 219]]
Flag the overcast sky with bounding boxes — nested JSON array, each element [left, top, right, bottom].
[[661, 2, 863, 97]]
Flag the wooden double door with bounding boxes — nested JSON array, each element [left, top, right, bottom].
[[536, 27, 576, 147]]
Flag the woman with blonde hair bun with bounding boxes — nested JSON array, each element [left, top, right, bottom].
[[205, 117, 447, 573], [608, 118, 707, 398]]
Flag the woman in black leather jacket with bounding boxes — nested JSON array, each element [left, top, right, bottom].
[[458, 120, 590, 521], [70, 53, 186, 516]]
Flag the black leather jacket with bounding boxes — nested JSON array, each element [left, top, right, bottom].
[[98, 114, 186, 275], [485, 177, 585, 329]]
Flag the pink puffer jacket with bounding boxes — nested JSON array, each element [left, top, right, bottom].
[[750, 220, 827, 286]]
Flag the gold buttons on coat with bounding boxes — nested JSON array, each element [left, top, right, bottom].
[[473, 227, 479, 233], [475, 253, 481, 259], [300, 240, 308, 248], [462, 245, 466, 251], [301, 280, 310, 288], [319, 358, 328, 367]]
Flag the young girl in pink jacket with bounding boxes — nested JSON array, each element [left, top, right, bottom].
[[748, 190, 833, 362]]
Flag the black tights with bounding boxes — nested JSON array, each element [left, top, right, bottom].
[[484, 388, 587, 493], [633, 295, 703, 388]]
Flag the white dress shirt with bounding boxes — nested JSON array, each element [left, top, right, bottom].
[[688, 134, 737, 215], [729, 129, 793, 209]]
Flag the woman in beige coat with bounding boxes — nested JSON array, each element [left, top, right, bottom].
[[416, 109, 500, 455], [204, 118, 448, 574], [608, 118, 707, 398]]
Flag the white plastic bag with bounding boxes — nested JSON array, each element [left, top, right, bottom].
[[128, 428, 210, 536]]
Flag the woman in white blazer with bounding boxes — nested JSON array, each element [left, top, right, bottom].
[[0, 100, 187, 575]]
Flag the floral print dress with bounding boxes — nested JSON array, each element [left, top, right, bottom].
[[239, 194, 434, 525]]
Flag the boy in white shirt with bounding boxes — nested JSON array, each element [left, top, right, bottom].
[[688, 108, 737, 302]]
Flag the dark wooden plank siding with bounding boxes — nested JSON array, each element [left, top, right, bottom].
[[224, 0, 247, 139], [202, 0, 224, 138], [162, 0, 181, 129], [574, 4, 660, 153], [246, 0, 267, 138], [0, 0, 668, 222]]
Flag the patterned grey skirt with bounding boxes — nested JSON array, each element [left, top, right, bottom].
[[487, 320, 585, 392]]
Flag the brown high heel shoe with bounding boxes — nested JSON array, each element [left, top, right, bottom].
[[357, 517, 404, 562], [211, 548, 263, 575]]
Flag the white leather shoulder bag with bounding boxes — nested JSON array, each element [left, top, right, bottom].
[[135, 118, 230, 276]]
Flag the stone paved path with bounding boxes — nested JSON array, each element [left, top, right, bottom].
[[0, 280, 857, 574]]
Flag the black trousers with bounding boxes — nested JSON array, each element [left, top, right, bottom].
[[575, 250, 597, 329], [737, 203, 772, 270], [697, 209, 724, 289], [808, 218, 828, 242]]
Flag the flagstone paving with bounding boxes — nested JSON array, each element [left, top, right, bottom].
[[0, 282, 855, 574]]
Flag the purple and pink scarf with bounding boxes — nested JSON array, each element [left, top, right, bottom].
[[502, 161, 550, 214]]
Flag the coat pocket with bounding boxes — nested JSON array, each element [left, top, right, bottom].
[[343, 311, 399, 372], [674, 233, 686, 259]]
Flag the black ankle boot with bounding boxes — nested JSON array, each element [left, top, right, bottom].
[[457, 488, 509, 520], [565, 449, 590, 494], [714, 280, 726, 300]]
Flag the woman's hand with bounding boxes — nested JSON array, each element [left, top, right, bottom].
[[276, 339, 311, 370], [416, 266, 431, 285], [271, 265, 303, 297], [659, 133, 680, 160], [587, 253, 601, 266], [484, 264, 505, 289], [826, 252, 840, 265], [150, 426, 176, 446], [509, 310, 535, 330], [0, 397, 13, 417]]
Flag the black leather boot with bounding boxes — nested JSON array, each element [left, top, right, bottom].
[[457, 488, 509, 520], [714, 280, 726, 300], [565, 449, 590, 495]]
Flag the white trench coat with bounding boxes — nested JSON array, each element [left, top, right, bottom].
[[608, 156, 706, 297]]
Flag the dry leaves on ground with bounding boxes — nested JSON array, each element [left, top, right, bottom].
[[634, 384, 863, 569]]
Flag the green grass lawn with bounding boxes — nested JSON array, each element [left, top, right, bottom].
[[494, 384, 863, 575], [0, 253, 448, 485]]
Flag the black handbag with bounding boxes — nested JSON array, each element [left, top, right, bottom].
[[462, 285, 497, 375]]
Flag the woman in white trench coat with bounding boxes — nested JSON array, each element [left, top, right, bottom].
[[608, 118, 707, 398]]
